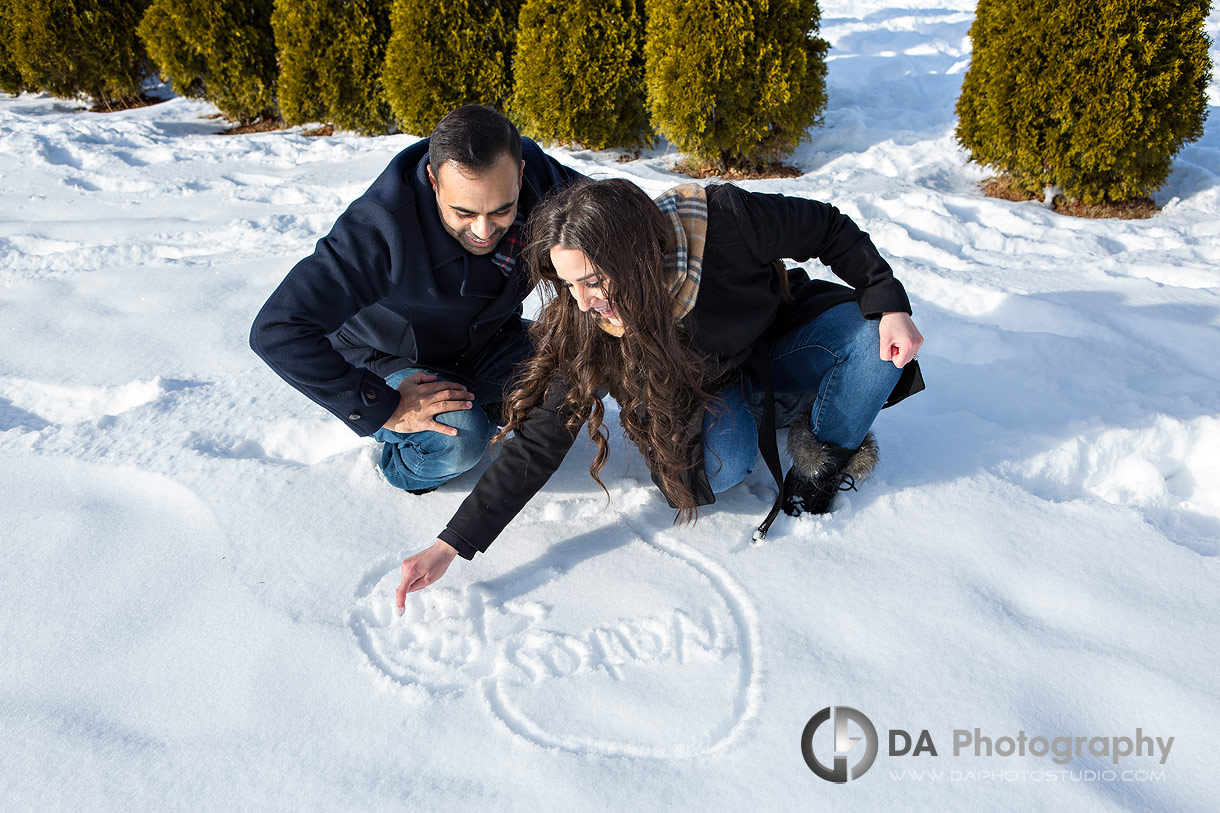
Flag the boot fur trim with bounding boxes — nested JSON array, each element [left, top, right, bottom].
[[843, 432, 879, 484], [786, 412, 879, 485]]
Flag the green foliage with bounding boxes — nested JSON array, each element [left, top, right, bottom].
[[956, 0, 1213, 204], [382, 0, 516, 135], [645, 0, 829, 171], [1, 1, 29, 95], [272, 0, 394, 134], [138, 0, 277, 123], [7, 0, 154, 106], [512, 0, 650, 150]]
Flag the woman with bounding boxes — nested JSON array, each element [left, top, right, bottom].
[[395, 178, 924, 606]]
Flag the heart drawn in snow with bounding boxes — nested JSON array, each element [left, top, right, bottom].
[[349, 535, 761, 758]]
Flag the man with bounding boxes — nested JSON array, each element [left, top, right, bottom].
[[250, 105, 582, 492]]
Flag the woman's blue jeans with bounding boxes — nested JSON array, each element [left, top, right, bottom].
[[702, 303, 903, 493], [376, 305, 900, 495]]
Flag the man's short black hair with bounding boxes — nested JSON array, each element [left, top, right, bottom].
[[428, 105, 522, 175]]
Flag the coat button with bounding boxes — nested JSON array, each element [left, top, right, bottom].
[[348, 413, 361, 421], [363, 388, 378, 401]]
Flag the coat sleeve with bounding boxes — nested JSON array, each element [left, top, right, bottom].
[[438, 384, 583, 559], [728, 186, 911, 317], [249, 197, 406, 436]]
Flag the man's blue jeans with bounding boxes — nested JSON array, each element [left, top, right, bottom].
[[372, 366, 494, 492], [702, 303, 903, 493], [373, 323, 532, 492]]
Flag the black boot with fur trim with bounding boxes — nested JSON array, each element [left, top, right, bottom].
[[783, 416, 879, 517]]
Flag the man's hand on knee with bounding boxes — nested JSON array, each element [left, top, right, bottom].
[[382, 372, 475, 435]]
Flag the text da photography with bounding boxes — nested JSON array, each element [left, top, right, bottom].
[[801, 706, 1174, 783]]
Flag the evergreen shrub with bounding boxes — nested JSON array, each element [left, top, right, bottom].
[[139, 0, 277, 123], [272, 0, 394, 134], [956, 0, 1213, 204], [644, 0, 829, 171], [382, 0, 516, 136], [1, 1, 29, 95], [512, 0, 650, 150], [7, 0, 154, 107]]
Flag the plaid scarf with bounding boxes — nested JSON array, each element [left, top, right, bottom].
[[490, 207, 527, 277], [596, 183, 708, 337]]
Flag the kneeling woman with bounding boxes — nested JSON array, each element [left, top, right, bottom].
[[396, 178, 924, 603]]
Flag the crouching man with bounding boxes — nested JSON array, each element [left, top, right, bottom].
[[250, 105, 582, 492]]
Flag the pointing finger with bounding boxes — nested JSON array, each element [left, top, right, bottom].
[[395, 562, 412, 613]]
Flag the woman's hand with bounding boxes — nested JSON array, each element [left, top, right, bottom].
[[879, 312, 924, 368], [395, 539, 458, 612]]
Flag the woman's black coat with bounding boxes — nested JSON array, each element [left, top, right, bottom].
[[438, 184, 924, 559]]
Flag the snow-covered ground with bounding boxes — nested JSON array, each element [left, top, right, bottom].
[[3, 1, 1219, 809]]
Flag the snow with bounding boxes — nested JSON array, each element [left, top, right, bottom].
[[2, 1, 1219, 809]]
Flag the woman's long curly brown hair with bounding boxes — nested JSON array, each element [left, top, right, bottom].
[[493, 178, 717, 522]]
